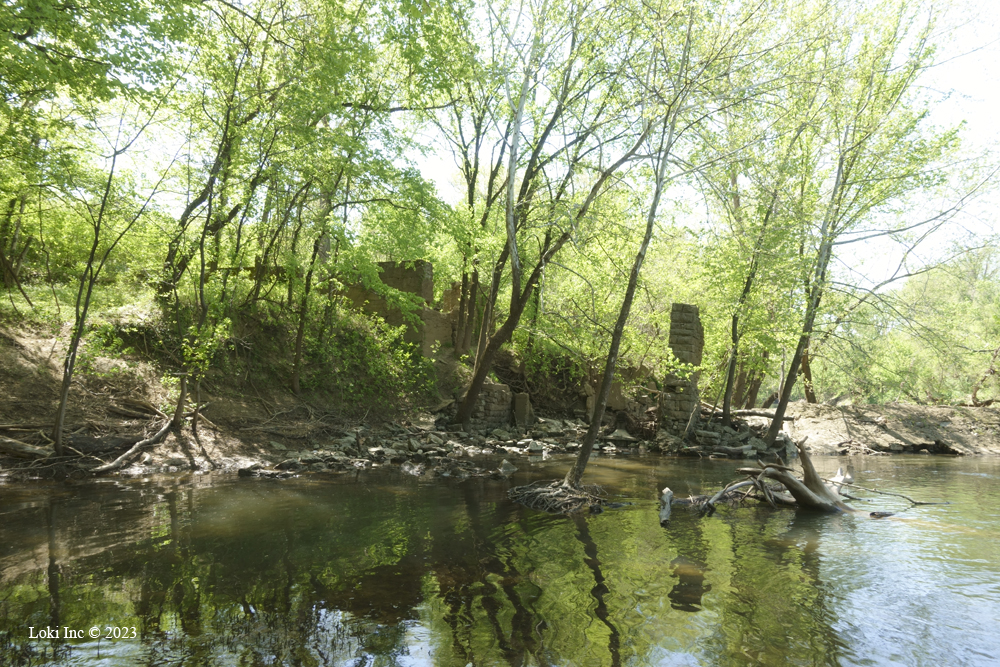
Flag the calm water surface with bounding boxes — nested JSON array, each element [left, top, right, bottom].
[[1, 454, 998, 666]]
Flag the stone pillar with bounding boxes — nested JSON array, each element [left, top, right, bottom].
[[660, 303, 704, 422], [513, 392, 535, 428], [468, 382, 512, 429]]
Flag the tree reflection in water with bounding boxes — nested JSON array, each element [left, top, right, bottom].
[[1, 459, 998, 666]]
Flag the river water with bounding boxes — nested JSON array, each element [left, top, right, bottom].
[[1, 454, 998, 666]]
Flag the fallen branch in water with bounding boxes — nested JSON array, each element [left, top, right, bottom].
[[694, 438, 852, 514], [822, 479, 949, 506], [90, 420, 172, 474]]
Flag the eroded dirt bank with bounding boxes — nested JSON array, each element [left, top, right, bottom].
[[2, 324, 998, 481], [781, 402, 1000, 456]]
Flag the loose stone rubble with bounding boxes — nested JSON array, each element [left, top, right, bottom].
[[234, 409, 804, 480]]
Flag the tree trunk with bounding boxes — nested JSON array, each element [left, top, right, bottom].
[[455, 268, 469, 349], [456, 304, 523, 430], [732, 364, 748, 409], [763, 335, 807, 445], [462, 270, 479, 354], [564, 116, 673, 488], [971, 344, 1000, 406], [800, 344, 817, 403], [765, 239, 831, 444], [291, 236, 322, 395], [721, 314, 740, 428], [743, 350, 767, 409]]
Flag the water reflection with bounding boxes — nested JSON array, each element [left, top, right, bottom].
[[667, 557, 710, 613], [0, 456, 998, 666]]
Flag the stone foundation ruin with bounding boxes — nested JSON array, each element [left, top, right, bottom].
[[347, 261, 706, 433], [659, 303, 705, 423]]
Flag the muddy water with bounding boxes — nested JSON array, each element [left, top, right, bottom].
[[1, 454, 999, 666]]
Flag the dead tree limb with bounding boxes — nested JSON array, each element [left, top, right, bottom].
[[700, 480, 756, 516], [823, 479, 949, 506], [0, 436, 53, 459], [90, 420, 172, 474], [759, 439, 853, 512], [733, 409, 794, 420]]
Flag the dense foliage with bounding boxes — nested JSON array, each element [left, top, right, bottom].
[[0, 0, 996, 426]]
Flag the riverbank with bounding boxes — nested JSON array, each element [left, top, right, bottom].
[[2, 323, 999, 481]]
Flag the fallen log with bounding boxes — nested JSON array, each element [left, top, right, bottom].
[[759, 438, 852, 512], [107, 405, 158, 420], [733, 409, 794, 420], [120, 398, 166, 417], [0, 436, 53, 459], [90, 420, 172, 474]]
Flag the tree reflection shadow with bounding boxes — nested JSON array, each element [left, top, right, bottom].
[[667, 555, 711, 612]]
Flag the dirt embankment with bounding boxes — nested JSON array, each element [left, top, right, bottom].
[[781, 401, 1000, 456], [2, 324, 998, 481]]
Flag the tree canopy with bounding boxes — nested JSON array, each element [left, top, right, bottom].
[[0, 0, 995, 445]]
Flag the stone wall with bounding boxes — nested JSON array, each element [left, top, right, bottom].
[[377, 260, 433, 303], [345, 260, 450, 355], [660, 303, 704, 422], [468, 382, 512, 429]]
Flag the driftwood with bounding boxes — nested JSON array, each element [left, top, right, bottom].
[[120, 398, 166, 417], [90, 419, 172, 474], [0, 423, 54, 430], [732, 409, 794, 420], [754, 438, 852, 512], [716, 438, 853, 513], [508, 480, 606, 514], [659, 487, 674, 525], [107, 405, 159, 420], [0, 436, 53, 459]]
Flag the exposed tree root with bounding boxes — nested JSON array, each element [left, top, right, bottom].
[[682, 438, 945, 519], [508, 480, 607, 514]]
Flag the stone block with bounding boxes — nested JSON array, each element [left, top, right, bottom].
[[695, 430, 721, 446], [469, 382, 512, 429], [377, 260, 433, 303], [513, 392, 535, 428]]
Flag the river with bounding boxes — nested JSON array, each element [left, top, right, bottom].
[[1, 453, 998, 666]]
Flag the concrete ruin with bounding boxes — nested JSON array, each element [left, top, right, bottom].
[[345, 260, 452, 358], [467, 382, 513, 429], [659, 303, 705, 422], [348, 261, 705, 432]]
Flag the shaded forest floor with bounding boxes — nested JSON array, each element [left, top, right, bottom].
[[1, 323, 998, 481]]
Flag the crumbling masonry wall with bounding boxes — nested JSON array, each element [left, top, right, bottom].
[[468, 382, 512, 429], [660, 303, 704, 422]]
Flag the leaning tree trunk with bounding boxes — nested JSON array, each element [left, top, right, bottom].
[[291, 235, 322, 396], [564, 118, 673, 489], [764, 235, 832, 445], [800, 344, 818, 403]]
